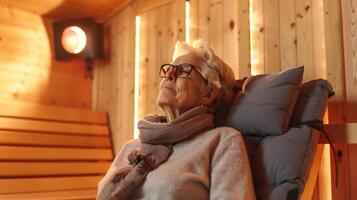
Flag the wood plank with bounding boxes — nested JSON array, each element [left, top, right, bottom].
[[0, 68, 90, 85], [139, 10, 149, 119], [0, 188, 97, 200], [296, 0, 314, 81], [197, 0, 210, 42], [250, 0, 264, 75], [323, 0, 348, 199], [222, 0, 238, 77], [0, 0, 63, 15], [237, 0, 251, 78], [0, 33, 47, 51], [0, 101, 107, 124], [311, 0, 326, 79], [189, 0, 199, 41], [0, 130, 110, 148], [0, 118, 109, 136], [132, 0, 175, 14], [0, 92, 90, 109], [0, 60, 88, 78], [342, 0, 357, 123], [0, 88, 90, 108], [0, 80, 91, 100], [209, 0, 223, 59], [0, 146, 112, 161], [0, 161, 111, 177], [264, 0, 281, 73], [341, 0, 357, 199], [0, 23, 46, 40], [322, 123, 357, 144], [0, 176, 101, 194], [301, 143, 325, 200], [279, 0, 297, 69], [0, 5, 46, 30], [105, 0, 133, 21], [146, 6, 160, 116]]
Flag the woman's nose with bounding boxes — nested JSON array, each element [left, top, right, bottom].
[[166, 67, 177, 81]]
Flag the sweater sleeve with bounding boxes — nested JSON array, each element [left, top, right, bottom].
[[210, 129, 256, 200]]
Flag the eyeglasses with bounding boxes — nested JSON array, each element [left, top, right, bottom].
[[159, 63, 208, 83]]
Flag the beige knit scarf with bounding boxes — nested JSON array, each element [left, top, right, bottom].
[[107, 106, 214, 200]]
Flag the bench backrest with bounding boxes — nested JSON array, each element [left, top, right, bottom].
[[0, 101, 113, 198]]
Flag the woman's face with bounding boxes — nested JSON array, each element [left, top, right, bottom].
[[157, 52, 208, 114]]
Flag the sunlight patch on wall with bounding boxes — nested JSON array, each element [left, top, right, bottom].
[[249, 0, 259, 75], [134, 16, 141, 139], [185, 0, 191, 43]]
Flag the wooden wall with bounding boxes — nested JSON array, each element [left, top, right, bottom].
[[0, 5, 91, 108], [341, 0, 357, 199], [249, 0, 326, 80], [190, 0, 250, 78], [92, 6, 136, 154]]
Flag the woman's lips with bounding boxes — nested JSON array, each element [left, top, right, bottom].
[[163, 86, 176, 93]]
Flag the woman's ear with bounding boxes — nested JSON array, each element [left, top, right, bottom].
[[201, 85, 219, 106]]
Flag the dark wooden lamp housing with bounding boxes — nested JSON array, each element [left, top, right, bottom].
[[53, 18, 104, 78]]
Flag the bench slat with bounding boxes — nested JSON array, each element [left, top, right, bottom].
[[0, 146, 113, 160], [0, 130, 111, 147], [0, 161, 111, 177], [0, 101, 107, 124], [0, 188, 97, 200], [0, 117, 109, 136], [0, 102, 112, 198], [0, 176, 102, 194]]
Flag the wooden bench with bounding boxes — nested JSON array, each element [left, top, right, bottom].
[[0, 101, 113, 199]]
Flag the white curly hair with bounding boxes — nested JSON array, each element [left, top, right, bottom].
[[172, 39, 236, 108]]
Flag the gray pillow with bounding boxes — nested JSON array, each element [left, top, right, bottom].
[[243, 126, 320, 200], [289, 79, 333, 126], [226, 66, 304, 136]]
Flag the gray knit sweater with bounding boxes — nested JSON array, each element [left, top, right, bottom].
[[97, 127, 256, 200]]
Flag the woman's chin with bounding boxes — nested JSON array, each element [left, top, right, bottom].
[[157, 96, 173, 108]]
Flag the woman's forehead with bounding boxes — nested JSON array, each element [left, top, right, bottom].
[[172, 52, 204, 67]]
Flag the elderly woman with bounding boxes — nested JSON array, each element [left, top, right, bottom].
[[97, 40, 255, 200]]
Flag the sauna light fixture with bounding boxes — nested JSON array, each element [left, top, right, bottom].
[[53, 18, 103, 78], [61, 26, 87, 54]]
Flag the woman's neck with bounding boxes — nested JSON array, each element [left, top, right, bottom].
[[161, 106, 181, 122]]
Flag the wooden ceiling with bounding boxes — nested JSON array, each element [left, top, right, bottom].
[[0, 0, 133, 22]]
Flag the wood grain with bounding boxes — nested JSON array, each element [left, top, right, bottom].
[[0, 6, 91, 108], [92, 6, 136, 153], [0, 161, 111, 177], [0, 176, 101, 194], [0, 188, 97, 200]]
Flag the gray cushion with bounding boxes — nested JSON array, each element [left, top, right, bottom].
[[243, 126, 320, 200], [290, 79, 333, 126], [226, 66, 304, 136]]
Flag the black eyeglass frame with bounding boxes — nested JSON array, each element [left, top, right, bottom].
[[159, 63, 208, 83]]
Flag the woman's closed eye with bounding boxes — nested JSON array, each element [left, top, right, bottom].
[[178, 64, 193, 77]]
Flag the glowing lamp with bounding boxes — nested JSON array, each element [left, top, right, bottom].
[[53, 18, 103, 60], [61, 26, 87, 54], [53, 18, 103, 77]]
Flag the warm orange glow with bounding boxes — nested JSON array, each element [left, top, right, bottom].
[[61, 26, 87, 54], [249, 0, 261, 75], [249, 0, 257, 75], [185, 0, 190, 43], [134, 16, 141, 139]]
